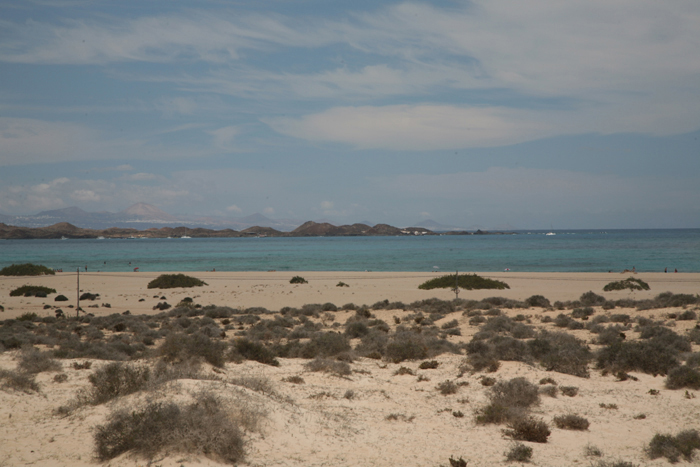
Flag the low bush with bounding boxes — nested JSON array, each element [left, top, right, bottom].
[[572, 307, 595, 319], [418, 274, 509, 291], [17, 348, 62, 374], [0, 263, 54, 276], [503, 417, 550, 443], [290, 276, 308, 284], [436, 380, 459, 395], [385, 331, 428, 363], [505, 442, 533, 462], [525, 295, 550, 308], [646, 429, 700, 463], [147, 274, 207, 289], [55, 295, 68, 302], [232, 338, 279, 366], [580, 291, 607, 306], [87, 362, 150, 404], [159, 332, 226, 368], [603, 277, 650, 291], [490, 377, 540, 408], [304, 358, 351, 376], [0, 369, 39, 393], [9, 285, 56, 297], [560, 386, 579, 397], [553, 414, 589, 430], [94, 394, 246, 463], [666, 366, 700, 390], [419, 360, 439, 369]]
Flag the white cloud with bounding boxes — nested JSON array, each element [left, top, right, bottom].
[[226, 204, 242, 213], [70, 189, 100, 202], [207, 126, 239, 150], [266, 105, 553, 150], [320, 201, 334, 210]]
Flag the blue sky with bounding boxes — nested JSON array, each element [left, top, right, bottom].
[[1, 0, 699, 229]]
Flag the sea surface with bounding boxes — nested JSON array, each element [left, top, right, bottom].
[[1, 230, 699, 273]]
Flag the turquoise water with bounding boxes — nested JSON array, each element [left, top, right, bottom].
[[1, 230, 699, 273]]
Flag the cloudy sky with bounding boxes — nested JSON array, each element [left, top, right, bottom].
[[1, 0, 699, 229]]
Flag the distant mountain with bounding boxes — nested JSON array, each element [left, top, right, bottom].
[[118, 202, 177, 221]]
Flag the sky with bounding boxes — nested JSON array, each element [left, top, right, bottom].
[[1, 0, 699, 229]]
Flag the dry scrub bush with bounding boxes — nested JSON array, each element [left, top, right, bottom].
[[475, 377, 539, 425], [505, 442, 533, 462], [17, 347, 62, 374], [646, 429, 700, 463], [666, 365, 700, 389], [436, 380, 459, 395], [553, 414, 590, 430], [94, 392, 251, 463], [503, 417, 550, 443], [86, 362, 150, 405], [159, 332, 226, 368], [304, 358, 351, 376], [0, 369, 39, 393]]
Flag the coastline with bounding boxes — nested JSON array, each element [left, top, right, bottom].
[[1, 270, 698, 320]]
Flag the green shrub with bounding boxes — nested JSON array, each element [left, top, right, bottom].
[[232, 338, 280, 366], [646, 429, 700, 463], [55, 294, 69, 302], [666, 366, 700, 390], [94, 394, 246, 463], [572, 307, 595, 319], [503, 417, 550, 443], [525, 295, 550, 308], [419, 360, 439, 369], [603, 277, 650, 291], [9, 285, 57, 297], [560, 386, 578, 397], [505, 442, 533, 462], [290, 276, 308, 284], [385, 331, 428, 363], [580, 291, 606, 306], [418, 274, 509, 291], [147, 274, 207, 289], [490, 377, 540, 408], [553, 414, 589, 430], [87, 362, 150, 404], [0, 263, 54, 276]]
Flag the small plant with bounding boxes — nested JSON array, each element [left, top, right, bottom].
[[481, 376, 497, 386], [394, 366, 415, 376], [9, 285, 57, 297], [290, 276, 308, 284], [0, 263, 54, 276], [452, 410, 464, 418], [448, 456, 467, 467], [539, 385, 558, 397], [604, 277, 650, 291], [553, 414, 589, 430], [147, 274, 207, 289], [599, 403, 618, 409], [385, 413, 415, 422], [585, 444, 603, 457], [437, 380, 459, 395], [0, 369, 40, 393], [87, 363, 151, 405], [539, 377, 557, 385], [525, 295, 551, 308], [646, 429, 700, 463], [505, 442, 533, 462], [560, 386, 578, 397], [503, 417, 550, 443], [304, 358, 351, 376], [282, 375, 305, 384], [55, 294, 68, 302], [17, 348, 62, 374], [343, 389, 355, 400], [666, 365, 700, 390], [336, 281, 349, 287], [633, 413, 647, 420], [418, 274, 509, 290], [419, 360, 439, 369]]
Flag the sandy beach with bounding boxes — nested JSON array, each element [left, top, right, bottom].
[[1, 271, 699, 466], [1, 270, 698, 319]]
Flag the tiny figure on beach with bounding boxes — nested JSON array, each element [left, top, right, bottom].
[[665, 267, 668, 273], [675, 268, 678, 273], [134, 267, 139, 272], [85, 265, 87, 272]]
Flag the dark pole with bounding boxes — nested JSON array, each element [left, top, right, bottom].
[[454, 270, 459, 299], [76, 267, 80, 318]]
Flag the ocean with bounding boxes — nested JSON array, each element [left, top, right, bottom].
[[1, 229, 699, 273]]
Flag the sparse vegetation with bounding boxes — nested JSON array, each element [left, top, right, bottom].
[[0, 263, 55, 276], [9, 285, 56, 297], [147, 274, 207, 289], [646, 429, 700, 463], [503, 417, 550, 443], [505, 442, 533, 462], [290, 276, 308, 284], [553, 414, 589, 430], [419, 274, 509, 291], [604, 277, 650, 292]]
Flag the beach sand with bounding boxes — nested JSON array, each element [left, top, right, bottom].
[[1, 271, 699, 466]]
